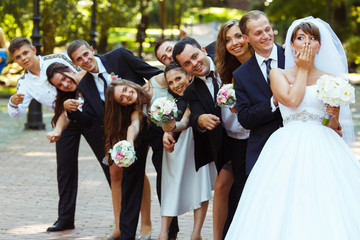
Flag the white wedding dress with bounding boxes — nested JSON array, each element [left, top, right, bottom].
[[225, 85, 360, 239]]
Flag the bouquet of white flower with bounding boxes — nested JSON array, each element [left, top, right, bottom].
[[149, 97, 181, 126], [216, 83, 237, 112], [109, 140, 136, 167], [316, 74, 355, 125]]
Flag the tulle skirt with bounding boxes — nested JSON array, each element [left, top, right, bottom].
[[225, 121, 360, 240]]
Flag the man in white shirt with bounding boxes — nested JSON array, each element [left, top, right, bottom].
[[8, 37, 80, 118], [7, 37, 84, 232]]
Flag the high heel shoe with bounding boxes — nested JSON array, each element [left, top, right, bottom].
[[136, 234, 151, 240], [102, 234, 121, 240]]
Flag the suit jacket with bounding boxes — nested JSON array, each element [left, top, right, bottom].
[[183, 59, 225, 171], [233, 44, 284, 174], [69, 47, 162, 126], [205, 41, 216, 56]]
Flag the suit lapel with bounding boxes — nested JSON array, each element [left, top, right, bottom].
[[81, 73, 105, 121], [99, 55, 115, 75], [194, 77, 216, 111], [247, 56, 272, 98], [276, 44, 285, 69]]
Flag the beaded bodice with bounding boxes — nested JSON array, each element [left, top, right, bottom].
[[280, 85, 326, 125]]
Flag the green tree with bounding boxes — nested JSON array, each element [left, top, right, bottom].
[[97, 0, 139, 53]]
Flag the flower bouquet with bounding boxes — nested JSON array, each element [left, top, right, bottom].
[[216, 83, 237, 112], [149, 97, 181, 126], [109, 140, 137, 167], [316, 74, 355, 125]]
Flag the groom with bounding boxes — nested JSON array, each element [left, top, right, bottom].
[[233, 10, 284, 174]]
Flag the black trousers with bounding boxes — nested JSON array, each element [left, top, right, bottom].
[[55, 120, 111, 222], [120, 124, 178, 240], [222, 136, 248, 239]]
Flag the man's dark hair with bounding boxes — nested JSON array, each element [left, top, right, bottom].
[[172, 37, 201, 65], [164, 61, 186, 76], [67, 40, 91, 61], [154, 39, 173, 60], [8, 37, 32, 54]]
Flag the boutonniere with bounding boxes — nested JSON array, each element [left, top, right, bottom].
[[108, 72, 120, 82]]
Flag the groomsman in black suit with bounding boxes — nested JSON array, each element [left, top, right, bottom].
[[64, 40, 174, 240], [173, 37, 248, 239], [172, 37, 225, 172], [234, 10, 284, 175]]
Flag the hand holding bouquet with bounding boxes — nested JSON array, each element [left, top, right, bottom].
[[316, 74, 355, 125], [109, 140, 136, 167], [216, 83, 237, 112], [149, 97, 181, 126]]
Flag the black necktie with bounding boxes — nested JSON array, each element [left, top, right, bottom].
[[207, 71, 219, 102], [264, 59, 272, 84], [99, 73, 108, 97]]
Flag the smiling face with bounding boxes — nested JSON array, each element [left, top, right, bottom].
[[175, 44, 210, 77], [291, 29, 321, 54], [12, 45, 37, 70], [156, 41, 175, 65], [113, 84, 138, 106], [70, 44, 98, 73], [50, 71, 77, 92], [244, 15, 274, 58], [225, 25, 250, 60], [165, 69, 191, 96]]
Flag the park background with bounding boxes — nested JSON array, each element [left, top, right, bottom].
[[1, 0, 360, 239], [1, 0, 360, 90]]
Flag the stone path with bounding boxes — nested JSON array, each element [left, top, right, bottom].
[[1, 83, 360, 240], [0, 98, 213, 240]]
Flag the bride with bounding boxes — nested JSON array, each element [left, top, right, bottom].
[[225, 17, 360, 239]]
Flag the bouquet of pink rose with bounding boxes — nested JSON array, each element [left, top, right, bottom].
[[316, 74, 355, 125], [109, 140, 136, 167], [149, 97, 181, 126], [216, 83, 237, 112]]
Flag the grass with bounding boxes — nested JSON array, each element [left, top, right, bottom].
[[0, 86, 16, 97]]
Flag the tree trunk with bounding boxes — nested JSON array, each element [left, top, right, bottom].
[[98, 27, 109, 54]]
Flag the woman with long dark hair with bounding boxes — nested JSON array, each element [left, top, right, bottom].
[[212, 19, 253, 239]]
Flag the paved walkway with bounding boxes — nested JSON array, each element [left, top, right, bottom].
[[1, 91, 360, 240], [0, 98, 213, 240]]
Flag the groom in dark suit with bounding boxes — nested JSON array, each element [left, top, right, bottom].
[[65, 40, 178, 240], [234, 10, 284, 175]]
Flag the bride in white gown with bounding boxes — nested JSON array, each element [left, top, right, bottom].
[[225, 17, 360, 239]]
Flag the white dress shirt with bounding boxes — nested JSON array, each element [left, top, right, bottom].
[[198, 56, 219, 100], [255, 43, 278, 82], [255, 43, 279, 112], [89, 57, 110, 102]]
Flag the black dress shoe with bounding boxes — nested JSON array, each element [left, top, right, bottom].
[[47, 219, 75, 232], [168, 231, 178, 240]]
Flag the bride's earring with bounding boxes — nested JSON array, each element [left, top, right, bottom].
[[292, 49, 296, 56]]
